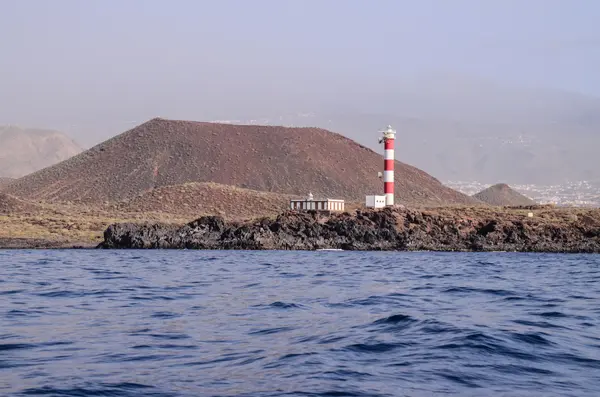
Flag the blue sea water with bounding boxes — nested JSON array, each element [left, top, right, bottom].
[[0, 250, 599, 397]]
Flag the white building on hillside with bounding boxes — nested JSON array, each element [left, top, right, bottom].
[[290, 192, 345, 212]]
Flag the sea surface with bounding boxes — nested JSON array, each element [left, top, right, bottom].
[[1, 250, 599, 396]]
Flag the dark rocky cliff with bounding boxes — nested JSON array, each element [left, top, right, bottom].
[[99, 207, 600, 253]]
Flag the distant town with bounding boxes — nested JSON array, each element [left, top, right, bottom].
[[446, 180, 600, 207]]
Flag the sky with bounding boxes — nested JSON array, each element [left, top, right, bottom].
[[1, 0, 599, 146]]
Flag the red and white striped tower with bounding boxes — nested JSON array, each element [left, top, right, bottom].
[[380, 125, 396, 206]]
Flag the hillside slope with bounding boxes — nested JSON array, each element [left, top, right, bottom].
[[114, 182, 300, 220], [0, 126, 82, 178], [7, 118, 479, 206], [0, 177, 14, 191], [0, 193, 39, 214], [473, 183, 536, 206]]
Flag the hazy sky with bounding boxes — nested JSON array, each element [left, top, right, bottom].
[[1, 0, 599, 145]]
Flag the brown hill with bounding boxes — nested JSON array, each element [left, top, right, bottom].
[[115, 182, 299, 220], [0, 193, 38, 214], [7, 118, 479, 206], [473, 183, 536, 206], [0, 177, 14, 190], [0, 126, 82, 178]]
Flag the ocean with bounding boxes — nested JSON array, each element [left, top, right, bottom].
[[1, 250, 599, 396]]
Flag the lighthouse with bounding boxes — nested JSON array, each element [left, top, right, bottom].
[[365, 125, 396, 208], [380, 125, 396, 206]]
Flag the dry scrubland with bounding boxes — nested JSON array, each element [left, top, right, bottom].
[[0, 184, 304, 247], [113, 182, 299, 220], [0, 193, 189, 247]]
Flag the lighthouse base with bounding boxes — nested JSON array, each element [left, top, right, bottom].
[[385, 193, 394, 207]]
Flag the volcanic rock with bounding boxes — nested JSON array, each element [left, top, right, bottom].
[[99, 207, 600, 253]]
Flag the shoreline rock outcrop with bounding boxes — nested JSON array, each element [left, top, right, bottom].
[[99, 207, 600, 253]]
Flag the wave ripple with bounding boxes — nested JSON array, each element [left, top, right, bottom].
[[1, 250, 599, 396]]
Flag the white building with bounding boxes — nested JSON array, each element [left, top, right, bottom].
[[290, 192, 345, 212], [365, 195, 386, 208]]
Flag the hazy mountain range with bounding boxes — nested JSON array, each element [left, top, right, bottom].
[[0, 126, 82, 178]]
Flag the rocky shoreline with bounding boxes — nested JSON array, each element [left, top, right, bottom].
[[0, 237, 93, 249], [98, 207, 600, 253]]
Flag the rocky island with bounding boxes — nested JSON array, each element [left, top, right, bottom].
[[99, 206, 600, 253]]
